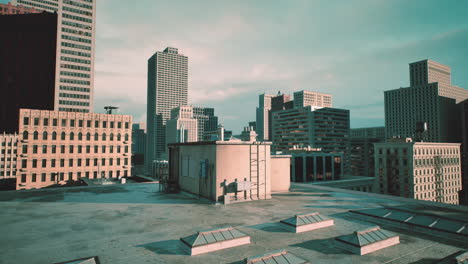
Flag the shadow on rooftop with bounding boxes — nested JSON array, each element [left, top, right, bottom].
[[136, 239, 186, 256], [247, 222, 288, 233], [290, 238, 348, 255], [409, 259, 439, 264]]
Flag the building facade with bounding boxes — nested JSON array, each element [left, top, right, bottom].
[[350, 127, 385, 177], [459, 99, 468, 205], [385, 60, 467, 141], [293, 90, 332, 108], [374, 139, 462, 205], [255, 93, 274, 141], [11, 0, 97, 113], [0, 12, 58, 133], [17, 109, 132, 190], [192, 106, 218, 141], [272, 106, 350, 173], [0, 2, 39, 14], [0, 133, 18, 180], [146, 47, 188, 170], [166, 106, 198, 146]]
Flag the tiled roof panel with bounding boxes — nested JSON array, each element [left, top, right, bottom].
[[245, 250, 309, 264], [336, 226, 396, 247], [280, 212, 330, 227]]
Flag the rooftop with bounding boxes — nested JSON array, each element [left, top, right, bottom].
[[0, 183, 467, 264]]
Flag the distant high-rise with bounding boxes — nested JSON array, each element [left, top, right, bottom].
[[0, 12, 58, 133], [385, 60, 466, 141], [166, 106, 198, 146], [256, 93, 274, 141], [293, 90, 332, 108], [192, 107, 218, 141], [146, 47, 188, 170], [10, 0, 97, 113], [350, 127, 385, 177]]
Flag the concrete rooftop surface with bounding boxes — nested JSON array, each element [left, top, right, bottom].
[[0, 183, 467, 264]]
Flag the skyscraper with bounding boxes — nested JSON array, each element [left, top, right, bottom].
[[146, 47, 188, 171], [256, 93, 274, 141], [0, 12, 58, 133], [385, 60, 466, 141], [193, 106, 218, 141], [10, 0, 97, 113], [166, 106, 198, 145]]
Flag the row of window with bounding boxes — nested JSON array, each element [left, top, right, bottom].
[[61, 56, 91, 65], [60, 78, 90, 86], [63, 0, 92, 10], [60, 71, 90, 78], [25, 157, 128, 169], [59, 100, 90, 107], [23, 118, 130, 129], [62, 41, 91, 51], [59, 92, 90, 100], [63, 6, 92, 17], [62, 12, 92, 24], [62, 19, 92, 31], [61, 49, 91, 58], [22, 170, 127, 184], [61, 63, 91, 72], [62, 34, 91, 44], [60, 85, 90, 93], [23, 131, 129, 141], [58, 108, 89, 113], [23, 144, 129, 155], [62, 27, 92, 38], [17, 0, 57, 10]]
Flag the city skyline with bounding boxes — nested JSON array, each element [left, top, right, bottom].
[[2, 0, 466, 132]]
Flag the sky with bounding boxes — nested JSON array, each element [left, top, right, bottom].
[[4, 0, 468, 133]]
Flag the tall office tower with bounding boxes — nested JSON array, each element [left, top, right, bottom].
[[350, 127, 385, 177], [0, 12, 58, 134], [293, 90, 332, 108], [131, 124, 146, 155], [374, 139, 462, 205], [256, 93, 274, 141], [0, 133, 19, 182], [146, 47, 188, 170], [385, 84, 461, 142], [166, 106, 198, 145], [272, 106, 350, 172], [459, 100, 468, 205], [10, 0, 97, 113], [409, 60, 468, 103], [17, 109, 132, 190], [193, 106, 218, 141]]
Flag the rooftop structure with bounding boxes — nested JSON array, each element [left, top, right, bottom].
[[335, 226, 400, 255], [293, 90, 332, 108], [280, 212, 334, 233], [245, 250, 309, 264], [0, 183, 467, 263]]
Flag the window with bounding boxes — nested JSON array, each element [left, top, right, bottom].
[[78, 145, 82, 153], [95, 120, 99, 128], [22, 160, 27, 168], [51, 159, 56, 168], [43, 118, 49, 126], [61, 145, 65, 154], [22, 145, 28, 154], [68, 172, 73, 181], [125, 146, 129, 153], [41, 173, 46, 182], [125, 122, 129, 129], [70, 132, 75, 140], [109, 158, 113, 166], [42, 145, 47, 154], [32, 159, 38, 168], [61, 132, 66, 140], [94, 158, 98, 166], [60, 159, 65, 167], [86, 120, 91, 127], [117, 134, 121, 141], [103, 121, 107, 128], [79, 120, 83, 127], [52, 145, 56, 153], [62, 119, 67, 127], [110, 133, 114, 141], [42, 131, 48, 140], [53, 119, 58, 126], [102, 133, 106, 141], [69, 145, 74, 153], [24, 117, 29, 125], [102, 146, 106, 153], [101, 158, 106, 166], [42, 159, 47, 168], [117, 158, 120, 165], [94, 145, 98, 153], [69, 159, 74, 166], [125, 134, 129, 141], [33, 131, 39, 140], [78, 159, 82, 167], [52, 132, 57, 140], [118, 122, 122, 128], [110, 122, 114, 128], [23, 131, 29, 140], [78, 132, 83, 140], [86, 145, 90, 153], [21, 174, 26, 183], [86, 133, 91, 141], [33, 145, 38, 154], [110, 146, 114, 153], [117, 146, 121, 153], [34, 118, 39, 126], [94, 133, 98, 141], [86, 158, 90, 166], [70, 119, 75, 127]]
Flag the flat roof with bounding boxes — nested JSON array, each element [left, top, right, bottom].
[[0, 183, 467, 263]]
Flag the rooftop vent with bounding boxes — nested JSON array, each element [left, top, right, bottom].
[[245, 249, 309, 264], [180, 226, 250, 256], [53, 256, 100, 264], [335, 226, 399, 255], [280, 212, 334, 233]]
